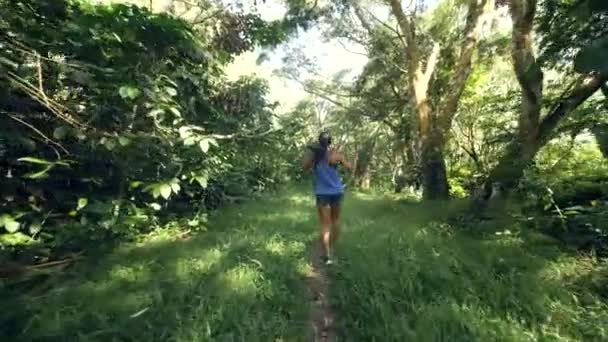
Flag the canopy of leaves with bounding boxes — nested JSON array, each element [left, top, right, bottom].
[[0, 0, 302, 259]]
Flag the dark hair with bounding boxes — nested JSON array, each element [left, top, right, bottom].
[[312, 131, 332, 165], [318, 131, 332, 148]]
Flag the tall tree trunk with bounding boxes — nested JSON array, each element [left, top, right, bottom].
[[354, 139, 376, 189], [389, 0, 491, 199]]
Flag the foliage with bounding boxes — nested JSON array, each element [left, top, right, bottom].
[[0, 188, 313, 340], [0, 0, 303, 259]]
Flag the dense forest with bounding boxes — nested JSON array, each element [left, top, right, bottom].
[[1, 0, 608, 341]]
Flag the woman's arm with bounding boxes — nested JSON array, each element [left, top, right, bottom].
[[331, 151, 352, 171], [302, 150, 314, 171]]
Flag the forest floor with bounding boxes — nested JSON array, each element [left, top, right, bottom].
[[2, 187, 608, 341]]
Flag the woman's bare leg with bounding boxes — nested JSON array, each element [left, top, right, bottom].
[[317, 205, 332, 258], [330, 203, 341, 250]]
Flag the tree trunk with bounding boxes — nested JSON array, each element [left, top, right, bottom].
[[420, 132, 449, 199], [592, 124, 608, 158], [389, 0, 492, 200], [478, 73, 608, 204], [354, 139, 375, 188]]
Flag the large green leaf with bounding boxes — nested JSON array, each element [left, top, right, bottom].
[[159, 184, 172, 199], [574, 38, 608, 73], [0, 214, 21, 233]]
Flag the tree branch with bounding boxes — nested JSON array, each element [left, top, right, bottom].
[[437, 0, 493, 131], [4, 112, 69, 156], [538, 72, 608, 144]]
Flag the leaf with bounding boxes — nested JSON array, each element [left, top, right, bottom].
[[152, 187, 161, 199], [119, 86, 141, 100], [53, 126, 70, 140], [168, 106, 181, 117], [170, 182, 181, 193], [574, 38, 608, 73], [165, 87, 177, 97], [178, 126, 191, 139], [130, 307, 149, 318], [149, 203, 162, 211], [29, 222, 42, 235], [4, 219, 20, 233], [118, 136, 131, 146], [112, 32, 122, 43], [77, 198, 89, 211], [24, 165, 53, 179], [159, 184, 172, 199], [184, 137, 196, 146], [103, 138, 116, 151], [17, 157, 53, 165], [199, 139, 211, 153], [130, 181, 143, 188], [193, 175, 208, 188]]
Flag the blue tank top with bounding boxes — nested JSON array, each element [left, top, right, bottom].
[[313, 152, 344, 195]]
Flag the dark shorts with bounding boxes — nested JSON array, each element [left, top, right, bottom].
[[316, 194, 343, 207]]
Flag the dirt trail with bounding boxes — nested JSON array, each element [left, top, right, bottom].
[[306, 240, 337, 342]]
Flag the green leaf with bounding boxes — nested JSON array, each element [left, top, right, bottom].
[[18, 157, 53, 165], [152, 187, 161, 199], [53, 126, 70, 140], [178, 126, 191, 138], [119, 86, 141, 100], [193, 175, 208, 188], [118, 136, 131, 146], [4, 219, 20, 233], [168, 106, 181, 117], [130, 181, 143, 188], [77, 198, 89, 211], [149, 203, 162, 211], [160, 184, 172, 199], [24, 165, 53, 179], [199, 139, 211, 153], [170, 182, 181, 193], [574, 38, 608, 73], [103, 138, 116, 151], [29, 222, 42, 235], [184, 137, 196, 146], [165, 87, 178, 97]]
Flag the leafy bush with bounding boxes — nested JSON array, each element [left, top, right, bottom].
[[0, 0, 302, 260]]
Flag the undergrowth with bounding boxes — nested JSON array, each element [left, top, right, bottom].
[[2, 188, 607, 341]]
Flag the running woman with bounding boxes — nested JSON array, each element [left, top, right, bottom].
[[302, 131, 352, 265]]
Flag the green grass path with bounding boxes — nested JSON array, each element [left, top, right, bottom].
[[2, 188, 608, 341]]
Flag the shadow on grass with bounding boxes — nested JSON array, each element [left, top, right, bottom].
[[0, 193, 319, 342]]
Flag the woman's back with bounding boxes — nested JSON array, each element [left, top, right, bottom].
[[313, 151, 344, 195]]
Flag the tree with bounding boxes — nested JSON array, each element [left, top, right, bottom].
[[476, 0, 608, 204], [384, 0, 494, 199]]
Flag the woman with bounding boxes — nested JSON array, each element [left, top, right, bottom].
[[303, 131, 352, 265]]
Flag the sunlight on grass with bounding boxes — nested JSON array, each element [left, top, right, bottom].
[[264, 237, 306, 257], [288, 193, 314, 205], [219, 266, 262, 296]]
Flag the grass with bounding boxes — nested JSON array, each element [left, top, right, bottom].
[[2, 187, 608, 341], [331, 193, 608, 341], [1, 190, 319, 341]]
